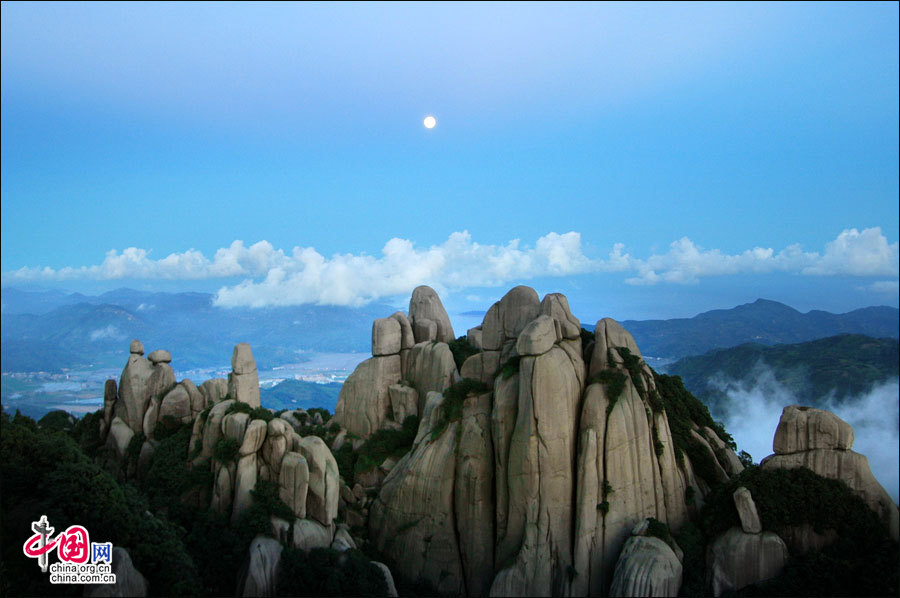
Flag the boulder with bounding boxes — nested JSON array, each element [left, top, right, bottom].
[[389, 311, 415, 350], [467, 326, 483, 350], [609, 536, 682, 597], [412, 318, 438, 343], [228, 343, 260, 408], [481, 302, 502, 351], [291, 518, 334, 552], [223, 412, 250, 444], [159, 384, 192, 424], [388, 384, 418, 423], [297, 436, 340, 525], [240, 419, 267, 456], [331, 525, 357, 552], [333, 355, 401, 438], [589, 318, 643, 376], [142, 398, 160, 439], [232, 453, 258, 522], [129, 339, 145, 355], [540, 293, 581, 340], [200, 378, 229, 405], [262, 419, 291, 476], [83, 547, 148, 597], [706, 527, 788, 596], [408, 285, 455, 343], [202, 399, 235, 460], [238, 536, 282, 598], [371, 562, 399, 598], [147, 349, 172, 364], [147, 363, 176, 402], [772, 405, 854, 454], [181, 379, 206, 415], [211, 464, 234, 515], [405, 341, 458, 415], [118, 353, 155, 434], [732, 487, 762, 534], [701, 426, 744, 476], [372, 317, 402, 356], [515, 314, 558, 356], [279, 452, 309, 519], [499, 286, 541, 341], [107, 417, 134, 460]]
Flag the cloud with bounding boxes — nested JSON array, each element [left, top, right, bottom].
[[710, 368, 900, 503], [865, 280, 900, 293], [2, 228, 897, 307], [89, 325, 123, 341]]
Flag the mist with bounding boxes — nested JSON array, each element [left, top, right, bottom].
[[710, 368, 899, 503]]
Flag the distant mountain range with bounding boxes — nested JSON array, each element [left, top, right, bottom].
[[668, 334, 900, 412], [1, 287, 388, 372], [260, 379, 342, 413], [617, 298, 899, 358], [3, 289, 898, 373]]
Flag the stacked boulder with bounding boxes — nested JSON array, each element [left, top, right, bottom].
[[760, 406, 899, 541], [334, 285, 745, 597], [333, 286, 458, 440], [608, 519, 683, 598]]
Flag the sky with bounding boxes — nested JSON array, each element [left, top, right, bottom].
[[2, 1, 898, 320]]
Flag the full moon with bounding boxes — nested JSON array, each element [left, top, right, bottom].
[[423, 115, 437, 129]]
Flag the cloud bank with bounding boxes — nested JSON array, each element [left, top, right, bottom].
[[2, 227, 897, 307], [711, 368, 900, 503]]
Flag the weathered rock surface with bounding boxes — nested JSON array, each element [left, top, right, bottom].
[[202, 399, 235, 459], [228, 343, 260, 407], [540, 293, 581, 340], [589, 317, 643, 376], [388, 383, 418, 423], [372, 562, 399, 598], [369, 394, 464, 596], [84, 547, 148, 597], [118, 353, 155, 434], [232, 453, 258, 522], [733, 487, 762, 534], [147, 349, 172, 364], [200, 378, 229, 405], [240, 419, 267, 456], [333, 355, 401, 438], [291, 518, 334, 552], [297, 436, 339, 525], [159, 384, 192, 424], [129, 339, 145, 355], [609, 536, 682, 598], [107, 417, 134, 460], [515, 314, 557, 356], [279, 452, 309, 519], [405, 341, 458, 414], [372, 317, 402, 356], [238, 536, 282, 598], [408, 285, 455, 343], [706, 527, 788, 596], [772, 405, 854, 454]]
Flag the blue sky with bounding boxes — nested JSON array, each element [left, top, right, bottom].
[[2, 1, 898, 319]]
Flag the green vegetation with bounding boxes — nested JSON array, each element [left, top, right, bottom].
[[588, 369, 627, 415], [431, 378, 489, 440], [278, 547, 388, 597], [249, 406, 274, 422], [654, 372, 734, 459], [699, 465, 898, 597], [307, 407, 332, 423], [353, 415, 419, 477], [616, 346, 646, 395], [0, 409, 202, 596], [214, 436, 240, 463], [448, 335, 480, 371], [500, 355, 521, 379], [37, 409, 75, 432], [645, 517, 673, 546], [580, 327, 595, 363], [668, 334, 900, 413], [225, 401, 253, 416], [673, 521, 705, 597]]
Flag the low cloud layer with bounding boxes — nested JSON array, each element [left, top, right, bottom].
[[2, 227, 897, 307], [712, 368, 900, 503]]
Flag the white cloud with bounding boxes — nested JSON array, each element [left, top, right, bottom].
[[865, 280, 900, 294], [3, 228, 897, 307], [89, 325, 123, 341]]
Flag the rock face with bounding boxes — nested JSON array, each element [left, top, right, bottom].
[[408, 285, 455, 343], [356, 286, 742, 597], [333, 355, 401, 438], [84, 547, 148, 597], [733, 487, 762, 534], [761, 405, 899, 541], [706, 527, 788, 596], [609, 536, 682, 598], [238, 536, 283, 598], [228, 343, 260, 408], [772, 405, 854, 454]]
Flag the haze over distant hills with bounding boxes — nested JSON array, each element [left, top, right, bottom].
[[668, 334, 900, 412], [617, 298, 899, 358], [1, 287, 389, 371]]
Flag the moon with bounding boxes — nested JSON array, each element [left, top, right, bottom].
[[423, 115, 437, 129]]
